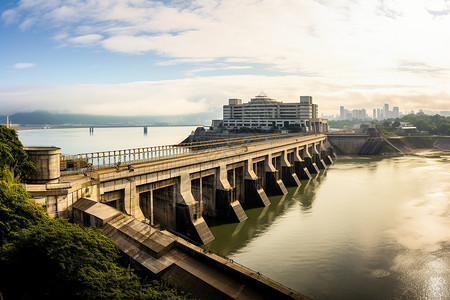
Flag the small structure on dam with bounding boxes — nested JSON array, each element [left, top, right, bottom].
[[24, 146, 61, 184]]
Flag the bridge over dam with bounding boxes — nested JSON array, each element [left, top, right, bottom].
[[25, 133, 334, 245]]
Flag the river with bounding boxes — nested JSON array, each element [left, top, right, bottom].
[[18, 128, 450, 299], [207, 154, 450, 299], [17, 126, 198, 155]]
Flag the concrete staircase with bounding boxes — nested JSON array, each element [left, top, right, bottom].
[[72, 198, 308, 300], [359, 138, 388, 155], [386, 138, 413, 153]]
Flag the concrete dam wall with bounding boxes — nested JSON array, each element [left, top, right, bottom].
[[25, 134, 334, 245]]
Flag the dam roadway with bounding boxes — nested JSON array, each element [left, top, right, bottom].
[[24, 133, 334, 299]]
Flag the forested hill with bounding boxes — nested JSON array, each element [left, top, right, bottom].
[[0, 111, 215, 126], [329, 114, 449, 135]]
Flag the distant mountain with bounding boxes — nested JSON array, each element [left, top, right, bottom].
[[0, 111, 217, 127]]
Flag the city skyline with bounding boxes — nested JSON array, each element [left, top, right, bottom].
[[1, 1, 450, 117]]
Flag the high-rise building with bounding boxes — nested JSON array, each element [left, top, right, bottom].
[[393, 106, 399, 119], [340, 106, 345, 120], [373, 109, 376, 120], [377, 109, 381, 120], [383, 103, 390, 119]]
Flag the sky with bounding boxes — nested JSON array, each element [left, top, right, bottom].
[[1, 0, 450, 121]]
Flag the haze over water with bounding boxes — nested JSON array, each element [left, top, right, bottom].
[[18, 128, 450, 299]]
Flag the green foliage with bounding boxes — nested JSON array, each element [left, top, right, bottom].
[[0, 202, 188, 299], [0, 128, 190, 299], [403, 137, 434, 149], [380, 143, 398, 154], [377, 127, 395, 138], [391, 121, 401, 128], [382, 120, 391, 127], [328, 120, 371, 129], [401, 114, 450, 135], [0, 171, 189, 299], [0, 125, 36, 180], [0, 168, 48, 245], [0, 218, 188, 299]]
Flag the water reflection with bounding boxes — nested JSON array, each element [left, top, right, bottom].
[[206, 180, 321, 257], [207, 154, 450, 299]]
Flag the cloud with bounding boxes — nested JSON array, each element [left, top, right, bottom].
[[223, 66, 252, 70], [0, 75, 447, 117], [4, 0, 449, 79], [13, 62, 36, 69], [155, 58, 215, 66], [425, 0, 450, 16], [397, 60, 448, 75], [2, 0, 450, 114], [1, 9, 18, 24], [69, 34, 103, 45]]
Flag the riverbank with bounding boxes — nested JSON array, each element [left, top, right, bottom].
[[328, 134, 450, 155], [387, 136, 450, 153]]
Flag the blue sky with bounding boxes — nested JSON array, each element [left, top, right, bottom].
[[1, 0, 450, 119]]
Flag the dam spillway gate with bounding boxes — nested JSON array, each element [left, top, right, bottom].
[[25, 133, 335, 245]]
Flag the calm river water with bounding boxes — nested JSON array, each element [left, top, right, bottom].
[[18, 128, 450, 299], [18, 126, 198, 154]]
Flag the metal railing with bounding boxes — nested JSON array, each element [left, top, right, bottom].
[[61, 132, 318, 173]]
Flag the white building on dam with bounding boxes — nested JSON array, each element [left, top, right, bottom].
[[212, 93, 329, 133]]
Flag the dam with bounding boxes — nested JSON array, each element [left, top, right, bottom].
[[23, 133, 334, 299], [25, 133, 334, 244]]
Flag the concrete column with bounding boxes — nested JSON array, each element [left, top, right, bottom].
[[321, 139, 335, 165], [264, 154, 287, 196], [176, 172, 214, 245], [244, 159, 270, 206], [201, 175, 216, 217], [294, 147, 312, 180], [281, 150, 301, 187], [315, 142, 327, 170], [216, 165, 247, 222], [150, 190, 154, 225], [138, 190, 154, 225], [153, 185, 176, 230], [304, 145, 320, 174], [233, 167, 245, 208], [124, 178, 145, 220]]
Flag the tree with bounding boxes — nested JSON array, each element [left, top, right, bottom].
[[382, 120, 391, 127], [0, 168, 47, 245], [0, 194, 188, 299], [0, 125, 36, 180], [391, 121, 400, 128], [0, 131, 189, 299]]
